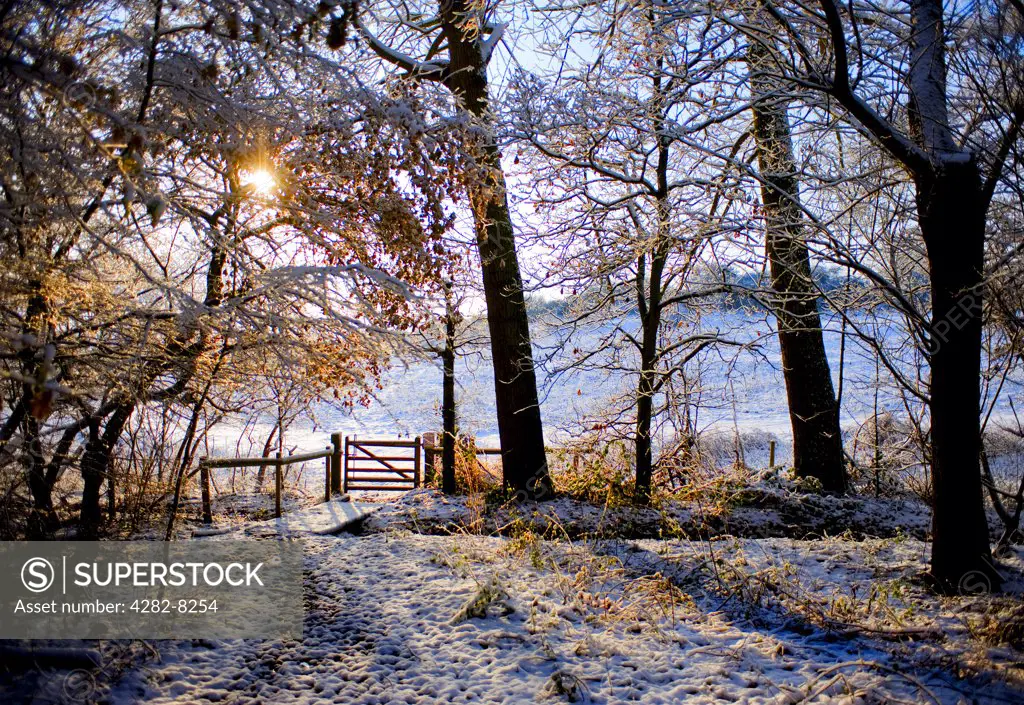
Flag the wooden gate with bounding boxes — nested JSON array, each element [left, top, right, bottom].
[[344, 436, 421, 492]]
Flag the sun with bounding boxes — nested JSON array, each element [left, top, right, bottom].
[[241, 168, 276, 196]]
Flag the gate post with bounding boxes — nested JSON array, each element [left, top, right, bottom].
[[330, 432, 343, 495], [414, 436, 422, 488], [324, 446, 332, 502], [422, 433, 437, 486], [200, 459, 212, 524], [274, 452, 283, 518], [343, 436, 350, 493]]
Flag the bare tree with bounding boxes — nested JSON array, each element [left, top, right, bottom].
[[721, 0, 1024, 590], [512, 6, 744, 501]]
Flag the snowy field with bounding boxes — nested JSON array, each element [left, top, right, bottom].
[[8, 488, 1023, 705], [180, 307, 1024, 530], [205, 308, 1024, 475]]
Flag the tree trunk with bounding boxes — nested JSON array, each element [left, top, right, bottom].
[[79, 404, 133, 537], [904, 0, 996, 592], [634, 68, 672, 503], [440, 2, 551, 499], [634, 365, 655, 503], [79, 418, 104, 536], [19, 288, 56, 536], [917, 160, 998, 591], [23, 415, 54, 539], [749, 43, 847, 493], [442, 287, 457, 495], [634, 248, 667, 504]]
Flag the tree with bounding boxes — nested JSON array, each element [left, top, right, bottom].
[[354, 0, 553, 498], [747, 27, 847, 493], [0, 0, 456, 536], [732, 0, 1024, 590], [407, 274, 481, 495], [441, 282, 459, 494], [512, 6, 743, 502]]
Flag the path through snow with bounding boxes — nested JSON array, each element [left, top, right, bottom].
[[190, 498, 381, 539], [105, 531, 1024, 704]]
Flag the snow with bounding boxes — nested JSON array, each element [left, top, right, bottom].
[[356, 18, 448, 79], [99, 529, 1024, 704], [192, 498, 381, 539], [480, 22, 506, 65], [209, 308, 1024, 477], [13, 483, 1005, 704], [362, 480, 940, 542]]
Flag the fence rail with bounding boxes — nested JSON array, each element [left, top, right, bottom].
[[202, 448, 332, 469], [197, 445, 334, 522]]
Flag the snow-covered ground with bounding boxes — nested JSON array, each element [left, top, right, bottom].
[[191, 498, 380, 539], [205, 309, 941, 457], [9, 485, 1021, 705], [102, 530, 1023, 704], [361, 480, 941, 542]]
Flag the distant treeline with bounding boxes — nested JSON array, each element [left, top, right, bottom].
[[526, 266, 877, 318]]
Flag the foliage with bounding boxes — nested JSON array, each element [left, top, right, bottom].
[[0, 0, 456, 536]]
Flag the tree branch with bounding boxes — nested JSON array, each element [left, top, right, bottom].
[[981, 104, 1024, 210], [356, 18, 449, 82], [815, 0, 931, 174]]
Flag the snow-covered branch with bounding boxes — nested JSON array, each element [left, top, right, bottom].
[[355, 17, 448, 81]]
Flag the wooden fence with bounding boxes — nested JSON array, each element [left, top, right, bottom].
[[197, 446, 333, 522], [420, 432, 502, 485], [195, 434, 501, 524]]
